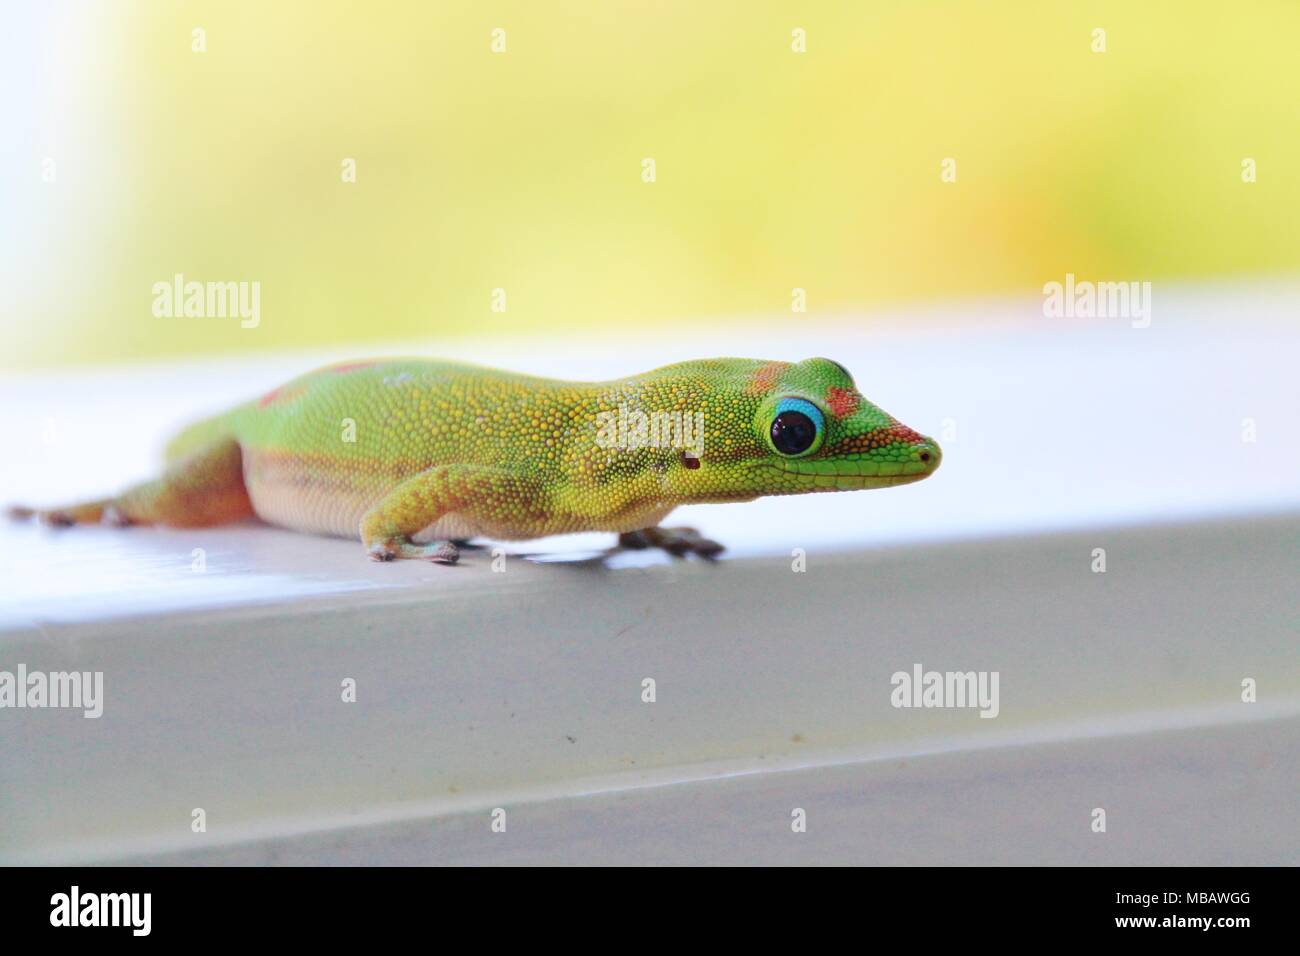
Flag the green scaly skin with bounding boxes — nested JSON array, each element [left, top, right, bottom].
[[17, 357, 942, 563]]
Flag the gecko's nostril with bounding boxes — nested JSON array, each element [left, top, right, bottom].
[[918, 443, 943, 472]]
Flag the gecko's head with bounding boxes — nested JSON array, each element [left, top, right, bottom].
[[740, 357, 942, 494], [640, 356, 940, 502]]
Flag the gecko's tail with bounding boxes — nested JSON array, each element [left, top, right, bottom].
[[7, 499, 115, 526], [9, 409, 250, 529]]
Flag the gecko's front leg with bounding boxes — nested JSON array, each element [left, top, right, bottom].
[[359, 464, 543, 564]]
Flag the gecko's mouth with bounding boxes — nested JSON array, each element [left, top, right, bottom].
[[760, 452, 940, 489]]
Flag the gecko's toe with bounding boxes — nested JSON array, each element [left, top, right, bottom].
[[6, 505, 35, 522], [671, 527, 723, 559], [690, 536, 725, 559], [41, 510, 77, 528], [367, 544, 397, 562], [425, 541, 460, 564]]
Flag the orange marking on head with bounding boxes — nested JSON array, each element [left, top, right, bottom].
[[746, 361, 789, 396], [825, 386, 859, 418], [883, 423, 925, 444], [827, 421, 927, 455]]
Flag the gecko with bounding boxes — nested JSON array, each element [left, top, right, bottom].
[[10, 357, 942, 564]]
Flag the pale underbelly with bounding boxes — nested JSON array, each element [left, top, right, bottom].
[[240, 449, 676, 542]]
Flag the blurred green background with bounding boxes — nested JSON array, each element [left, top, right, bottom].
[[4, 0, 1298, 370]]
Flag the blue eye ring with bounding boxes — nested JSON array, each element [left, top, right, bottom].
[[768, 397, 825, 457]]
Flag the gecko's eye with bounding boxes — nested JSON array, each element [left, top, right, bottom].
[[768, 397, 825, 457]]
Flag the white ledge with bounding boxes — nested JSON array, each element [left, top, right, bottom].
[[1, 513, 1297, 864]]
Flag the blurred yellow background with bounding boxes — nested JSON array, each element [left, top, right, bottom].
[[4, 0, 1298, 370]]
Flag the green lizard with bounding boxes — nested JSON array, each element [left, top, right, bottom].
[[12, 357, 941, 563]]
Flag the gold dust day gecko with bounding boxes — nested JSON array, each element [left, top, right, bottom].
[[12, 357, 942, 564]]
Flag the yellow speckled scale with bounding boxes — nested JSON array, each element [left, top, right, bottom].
[[19, 357, 942, 563]]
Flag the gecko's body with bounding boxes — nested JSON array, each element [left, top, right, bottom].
[[17, 357, 941, 562]]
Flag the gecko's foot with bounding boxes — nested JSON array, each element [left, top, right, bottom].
[[619, 526, 725, 560], [7, 505, 36, 522], [367, 538, 461, 564]]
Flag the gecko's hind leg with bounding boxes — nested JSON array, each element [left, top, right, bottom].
[[618, 526, 724, 559], [10, 437, 255, 529]]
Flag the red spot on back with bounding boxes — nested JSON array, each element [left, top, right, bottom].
[[825, 386, 859, 418], [258, 383, 304, 407]]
